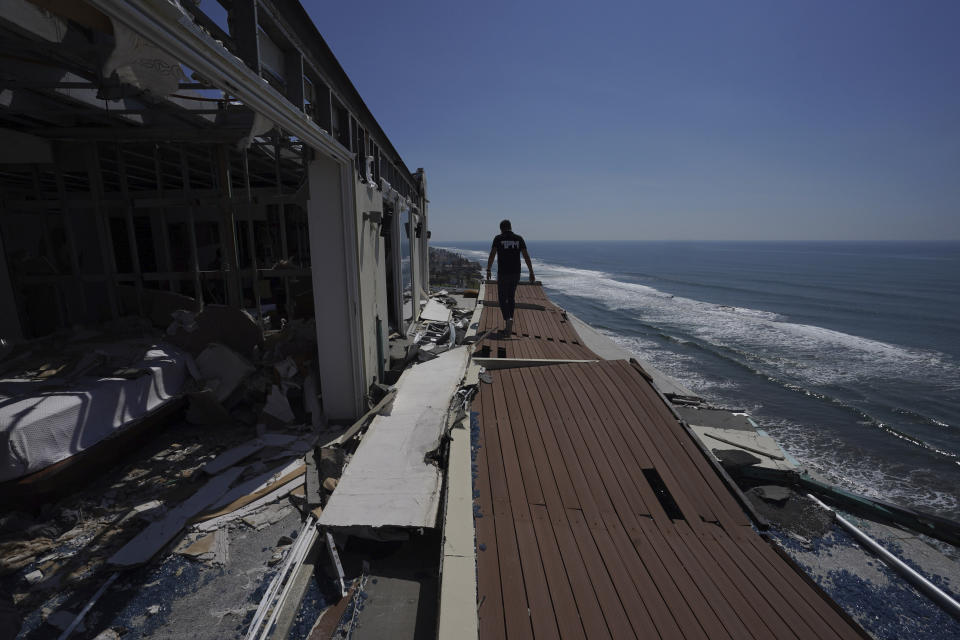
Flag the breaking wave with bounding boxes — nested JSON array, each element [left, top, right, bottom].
[[532, 260, 959, 391]]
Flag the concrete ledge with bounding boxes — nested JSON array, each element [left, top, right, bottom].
[[437, 403, 479, 638], [472, 357, 598, 370]]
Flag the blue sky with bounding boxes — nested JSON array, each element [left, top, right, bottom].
[[307, 0, 960, 241]]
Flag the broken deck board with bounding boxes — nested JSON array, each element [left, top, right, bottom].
[[318, 347, 468, 530]]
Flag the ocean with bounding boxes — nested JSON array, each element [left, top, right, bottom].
[[438, 241, 960, 522]]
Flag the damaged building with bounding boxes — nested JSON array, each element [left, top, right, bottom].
[[0, 2, 447, 636], [0, 0, 430, 426]]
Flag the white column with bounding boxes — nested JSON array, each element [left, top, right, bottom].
[[409, 210, 420, 320], [307, 153, 365, 420]]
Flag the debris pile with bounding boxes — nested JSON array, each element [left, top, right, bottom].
[[0, 290, 480, 638], [0, 301, 345, 638]]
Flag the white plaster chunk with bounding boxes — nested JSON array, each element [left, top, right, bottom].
[[264, 385, 296, 423], [420, 299, 452, 323], [319, 348, 468, 530], [195, 343, 255, 403]]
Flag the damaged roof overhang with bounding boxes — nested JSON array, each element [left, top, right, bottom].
[[0, 0, 351, 167], [85, 0, 353, 164]]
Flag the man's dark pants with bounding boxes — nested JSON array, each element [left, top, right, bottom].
[[497, 272, 521, 324]]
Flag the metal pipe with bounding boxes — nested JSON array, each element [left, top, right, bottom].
[[245, 515, 316, 640], [258, 526, 320, 640], [57, 572, 118, 639], [808, 494, 960, 620]]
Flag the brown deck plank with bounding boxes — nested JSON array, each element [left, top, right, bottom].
[[627, 518, 730, 640], [591, 361, 721, 526], [530, 504, 592, 640], [504, 369, 588, 640], [481, 381, 533, 639], [650, 520, 757, 640], [741, 533, 863, 640], [556, 365, 664, 519], [674, 521, 786, 640], [549, 365, 689, 639], [512, 370, 610, 638], [610, 360, 748, 528], [491, 373, 560, 639], [525, 366, 634, 639], [475, 390, 507, 640], [515, 370, 580, 511], [710, 528, 824, 639], [538, 367, 663, 638], [547, 365, 654, 520], [616, 360, 750, 526]]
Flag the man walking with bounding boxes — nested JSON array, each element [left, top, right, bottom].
[[486, 219, 535, 337]]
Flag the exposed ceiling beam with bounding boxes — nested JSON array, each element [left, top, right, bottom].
[[88, 0, 352, 164], [25, 126, 249, 143]]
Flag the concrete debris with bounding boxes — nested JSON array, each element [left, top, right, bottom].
[[194, 474, 305, 533], [0, 262, 481, 638], [131, 500, 165, 521], [290, 485, 307, 506], [420, 299, 452, 323], [319, 448, 346, 483], [0, 537, 55, 576], [263, 385, 296, 424], [274, 356, 298, 379], [195, 343, 256, 404], [712, 448, 762, 470], [166, 305, 263, 358], [754, 485, 793, 504], [180, 532, 217, 557], [23, 570, 43, 586], [241, 503, 293, 530]]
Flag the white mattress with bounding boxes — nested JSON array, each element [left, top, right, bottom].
[[0, 341, 189, 483]]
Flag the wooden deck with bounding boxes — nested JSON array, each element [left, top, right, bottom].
[[476, 283, 598, 360], [471, 357, 866, 639]]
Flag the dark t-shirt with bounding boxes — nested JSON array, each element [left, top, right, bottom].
[[492, 232, 526, 276]]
